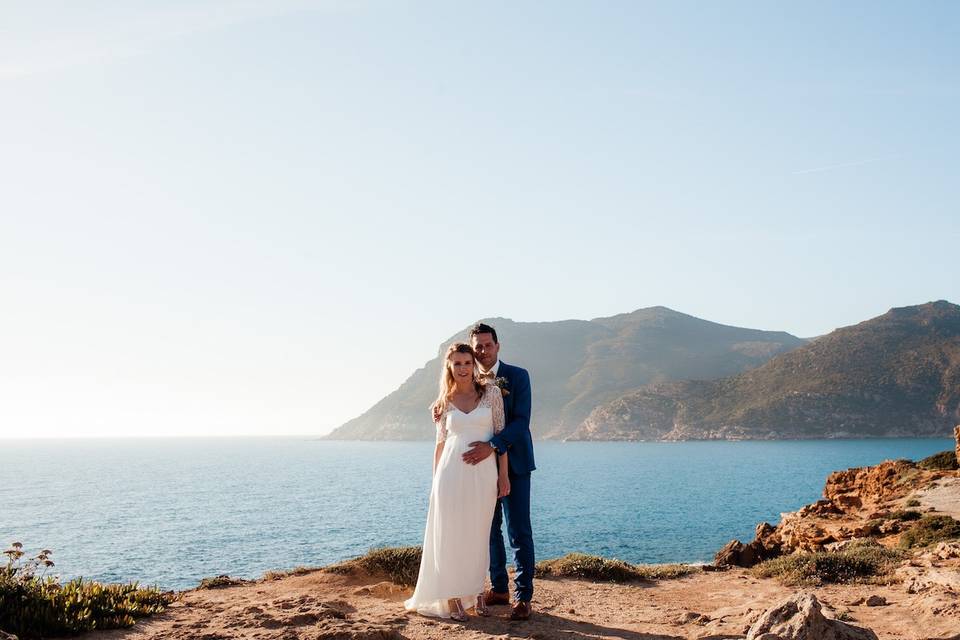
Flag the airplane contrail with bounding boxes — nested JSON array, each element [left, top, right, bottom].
[[792, 154, 899, 175]]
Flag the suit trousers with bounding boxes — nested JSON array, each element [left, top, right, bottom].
[[489, 470, 534, 601]]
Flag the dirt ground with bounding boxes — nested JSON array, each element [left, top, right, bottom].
[[85, 562, 960, 640]]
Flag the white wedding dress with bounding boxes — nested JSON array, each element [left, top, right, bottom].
[[404, 383, 505, 618]]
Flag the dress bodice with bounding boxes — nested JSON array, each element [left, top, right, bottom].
[[436, 384, 505, 443], [445, 406, 493, 439]]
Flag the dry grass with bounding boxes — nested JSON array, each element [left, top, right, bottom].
[[323, 547, 422, 588], [323, 548, 702, 589], [752, 540, 905, 586], [262, 566, 321, 581], [536, 553, 700, 583]]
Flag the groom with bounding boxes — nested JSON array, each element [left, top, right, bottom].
[[462, 322, 535, 621]]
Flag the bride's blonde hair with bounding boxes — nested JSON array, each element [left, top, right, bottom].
[[431, 342, 483, 419]]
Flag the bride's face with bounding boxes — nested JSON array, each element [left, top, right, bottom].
[[449, 353, 475, 384]]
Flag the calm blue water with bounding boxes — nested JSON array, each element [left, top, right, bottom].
[[0, 438, 951, 590]]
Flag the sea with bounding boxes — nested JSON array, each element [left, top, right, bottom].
[[0, 437, 952, 591]]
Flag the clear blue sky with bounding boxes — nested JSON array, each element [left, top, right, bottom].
[[1, 1, 957, 437]]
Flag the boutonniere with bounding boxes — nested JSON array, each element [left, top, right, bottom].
[[494, 376, 510, 396]]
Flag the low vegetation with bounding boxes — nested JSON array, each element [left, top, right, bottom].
[[752, 540, 905, 586], [1, 543, 170, 638], [323, 546, 422, 588], [898, 515, 960, 549], [888, 510, 922, 521], [917, 450, 959, 471], [197, 575, 250, 589], [536, 553, 699, 582], [323, 548, 699, 588], [905, 498, 921, 507], [894, 466, 922, 488], [262, 566, 320, 581]]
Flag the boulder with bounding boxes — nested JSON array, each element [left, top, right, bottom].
[[715, 540, 748, 567], [745, 593, 879, 640], [756, 521, 782, 548], [714, 539, 770, 568]]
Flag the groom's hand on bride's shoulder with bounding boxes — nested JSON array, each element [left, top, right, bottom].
[[462, 441, 495, 465]]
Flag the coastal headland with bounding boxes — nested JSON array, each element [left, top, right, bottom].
[[60, 437, 960, 640]]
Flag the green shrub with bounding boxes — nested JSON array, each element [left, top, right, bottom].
[[752, 542, 905, 586], [535, 553, 699, 582], [323, 546, 422, 588], [918, 450, 959, 471], [905, 499, 921, 507], [894, 466, 921, 487], [1, 543, 170, 638], [197, 575, 249, 589], [862, 519, 883, 535], [899, 515, 960, 548], [889, 510, 922, 521]]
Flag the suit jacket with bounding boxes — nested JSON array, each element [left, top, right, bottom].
[[488, 361, 536, 474]]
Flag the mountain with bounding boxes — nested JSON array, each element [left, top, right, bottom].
[[323, 307, 804, 440], [571, 301, 960, 441]]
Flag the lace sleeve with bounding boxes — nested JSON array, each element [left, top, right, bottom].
[[435, 409, 449, 444], [489, 384, 505, 434]]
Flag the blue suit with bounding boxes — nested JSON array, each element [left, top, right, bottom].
[[487, 361, 535, 602]]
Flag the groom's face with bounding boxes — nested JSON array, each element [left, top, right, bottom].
[[471, 332, 499, 370]]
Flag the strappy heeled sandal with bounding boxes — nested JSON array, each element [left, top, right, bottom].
[[448, 598, 467, 622]]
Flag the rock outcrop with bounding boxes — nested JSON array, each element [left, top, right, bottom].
[[716, 455, 960, 567], [745, 593, 878, 640], [715, 522, 782, 566], [823, 460, 916, 511]]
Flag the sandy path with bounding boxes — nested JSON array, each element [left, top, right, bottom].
[[915, 477, 960, 520]]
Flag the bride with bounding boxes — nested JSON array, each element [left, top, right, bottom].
[[404, 342, 510, 621]]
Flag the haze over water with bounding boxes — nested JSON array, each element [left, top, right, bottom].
[[2, 437, 951, 590]]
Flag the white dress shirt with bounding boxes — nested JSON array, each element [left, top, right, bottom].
[[480, 359, 501, 378]]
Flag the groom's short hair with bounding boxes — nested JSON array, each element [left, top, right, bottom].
[[470, 322, 498, 344]]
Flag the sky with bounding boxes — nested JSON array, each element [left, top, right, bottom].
[[1, 1, 958, 438]]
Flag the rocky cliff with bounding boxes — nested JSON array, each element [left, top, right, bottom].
[[572, 301, 960, 441]]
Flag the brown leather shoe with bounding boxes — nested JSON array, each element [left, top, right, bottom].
[[483, 589, 510, 606], [510, 600, 531, 620]]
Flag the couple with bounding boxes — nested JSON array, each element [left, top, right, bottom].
[[403, 323, 536, 622]]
